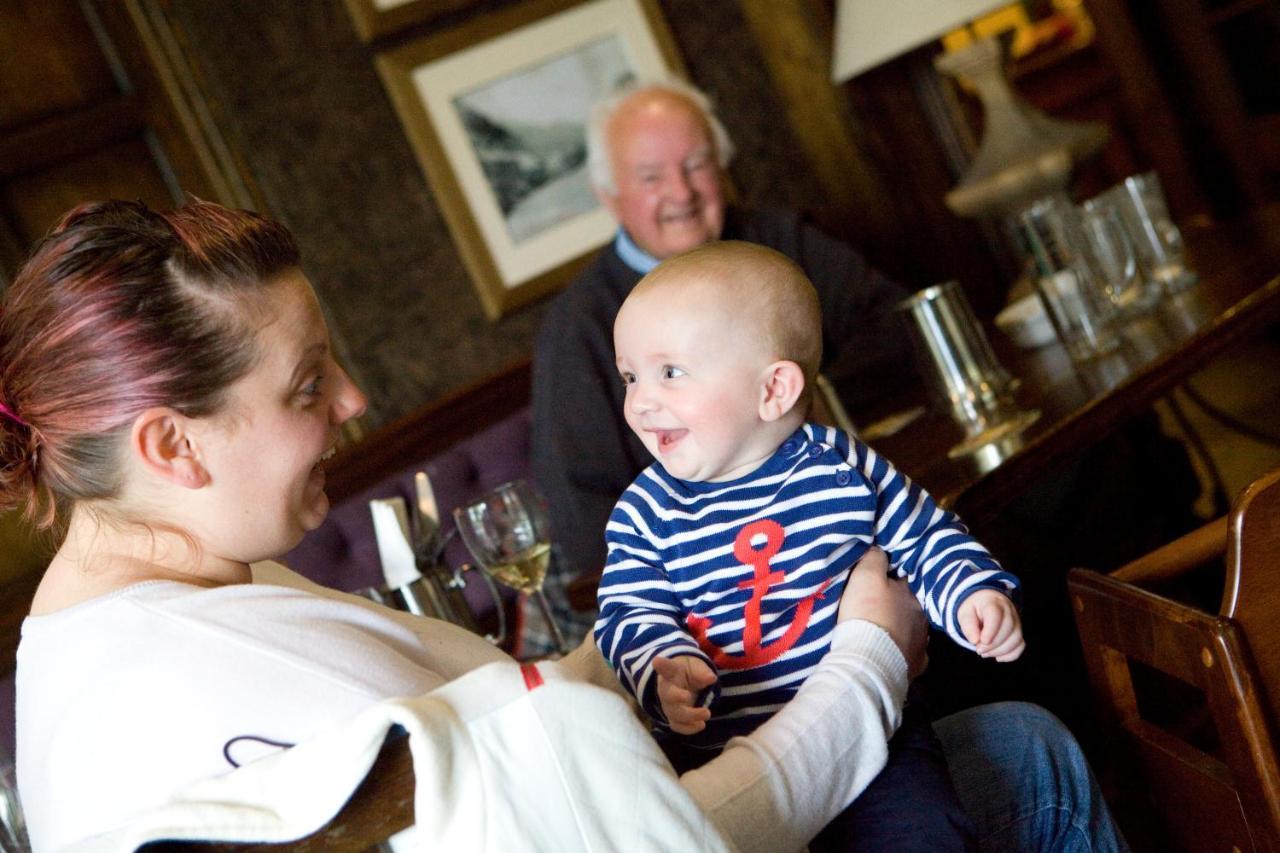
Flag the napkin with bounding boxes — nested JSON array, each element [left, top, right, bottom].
[[370, 497, 421, 589]]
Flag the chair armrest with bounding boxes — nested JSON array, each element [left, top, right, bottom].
[[1068, 566, 1227, 705], [144, 730, 415, 852], [1110, 516, 1228, 586]]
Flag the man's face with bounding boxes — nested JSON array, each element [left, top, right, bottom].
[[598, 91, 726, 260]]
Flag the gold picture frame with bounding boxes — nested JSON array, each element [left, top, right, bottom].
[[376, 0, 684, 319], [343, 0, 483, 43]]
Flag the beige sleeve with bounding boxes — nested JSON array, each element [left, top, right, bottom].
[[680, 621, 908, 853]]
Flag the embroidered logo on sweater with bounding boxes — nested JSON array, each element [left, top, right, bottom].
[[686, 519, 831, 670]]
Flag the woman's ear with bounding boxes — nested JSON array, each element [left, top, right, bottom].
[[131, 408, 209, 489], [758, 360, 806, 422]]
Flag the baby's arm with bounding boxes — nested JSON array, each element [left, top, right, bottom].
[[840, 430, 1020, 648], [595, 501, 718, 726], [957, 588, 1025, 661]]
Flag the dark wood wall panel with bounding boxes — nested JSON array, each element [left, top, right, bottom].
[[4, 0, 1256, 434], [3, 137, 175, 244], [1085, 0, 1280, 217], [657, 1, 831, 218], [0, 2, 117, 130], [0, 0, 237, 274]]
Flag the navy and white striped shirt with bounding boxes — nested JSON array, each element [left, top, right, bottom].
[[594, 423, 1019, 748]]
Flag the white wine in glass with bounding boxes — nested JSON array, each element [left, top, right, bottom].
[[485, 541, 551, 594], [453, 480, 567, 655]]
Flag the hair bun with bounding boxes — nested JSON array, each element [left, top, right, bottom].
[[0, 411, 41, 519]]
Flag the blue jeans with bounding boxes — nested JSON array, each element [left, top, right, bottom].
[[809, 691, 977, 852], [662, 688, 978, 853], [935, 702, 1129, 853]]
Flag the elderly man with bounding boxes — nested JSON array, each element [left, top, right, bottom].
[[530, 82, 919, 649]]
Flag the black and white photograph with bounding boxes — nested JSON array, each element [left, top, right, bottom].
[[455, 36, 634, 245], [377, 0, 680, 319]]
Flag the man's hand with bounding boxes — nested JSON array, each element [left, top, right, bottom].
[[652, 655, 717, 735], [838, 547, 929, 680], [957, 589, 1025, 661]]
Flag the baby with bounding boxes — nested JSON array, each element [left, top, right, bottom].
[[594, 240, 1024, 850]]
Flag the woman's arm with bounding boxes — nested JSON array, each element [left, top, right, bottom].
[[259, 558, 915, 851], [681, 551, 924, 852], [560, 620, 907, 852]]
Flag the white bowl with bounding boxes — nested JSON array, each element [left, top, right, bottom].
[[996, 293, 1057, 349]]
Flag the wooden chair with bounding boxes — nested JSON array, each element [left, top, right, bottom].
[[143, 731, 415, 851], [1068, 466, 1280, 852]]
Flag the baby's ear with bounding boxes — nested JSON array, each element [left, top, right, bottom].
[[758, 361, 805, 422]]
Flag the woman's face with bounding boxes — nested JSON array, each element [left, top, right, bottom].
[[193, 270, 366, 563]]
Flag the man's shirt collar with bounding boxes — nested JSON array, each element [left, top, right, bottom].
[[613, 228, 661, 274]]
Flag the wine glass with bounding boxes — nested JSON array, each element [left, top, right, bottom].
[[453, 480, 567, 655]]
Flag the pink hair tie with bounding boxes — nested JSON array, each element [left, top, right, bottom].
[[0, 400, 27, 428]]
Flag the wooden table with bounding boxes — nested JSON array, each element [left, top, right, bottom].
[[870, 203, 1280, 527]]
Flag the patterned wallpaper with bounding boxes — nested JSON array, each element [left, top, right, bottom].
[[165, 0, 830, 430]]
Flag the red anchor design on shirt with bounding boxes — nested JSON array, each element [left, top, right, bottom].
[[686, 519, 832, 670]]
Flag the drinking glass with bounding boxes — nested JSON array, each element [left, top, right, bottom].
[[899, 280, 1040, 458], [453, 480, 566, 655], [0, 751, 29, 853], [1079, 196, 1159, 316], [899, 281, 1014, 430], [1017, 193, 1121, 362], [1103, 171, 1196, 294]]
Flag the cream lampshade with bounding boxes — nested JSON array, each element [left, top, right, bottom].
[[832, 0, 1108, 219], [831, 0, 1008, 82]]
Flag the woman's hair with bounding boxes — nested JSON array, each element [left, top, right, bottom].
[[586, 78, 736, 195], [0, 198, 300, 528]]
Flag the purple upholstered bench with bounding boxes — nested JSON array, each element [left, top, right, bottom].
[[283, 362, 532, 647]]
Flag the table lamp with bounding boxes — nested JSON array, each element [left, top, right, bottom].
[[832, 0, 1108, 219]]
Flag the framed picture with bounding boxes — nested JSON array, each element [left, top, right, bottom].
[[343, 0, 483, 43], [376, 0, 684, 319]]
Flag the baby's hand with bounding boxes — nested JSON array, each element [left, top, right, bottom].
[[652, 655, 717, 735], [957, 590, 1025, 662]]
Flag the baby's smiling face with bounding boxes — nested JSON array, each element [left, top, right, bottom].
[[613, 274, 782, 483]]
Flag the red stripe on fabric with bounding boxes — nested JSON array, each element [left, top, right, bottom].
[[521, 663, 544, 691]]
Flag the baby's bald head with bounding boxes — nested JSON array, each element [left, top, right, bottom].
[[631, 240, 822, 395]]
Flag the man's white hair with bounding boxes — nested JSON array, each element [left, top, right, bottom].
[[586, 78, 736, 196]]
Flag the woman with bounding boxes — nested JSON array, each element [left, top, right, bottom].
[[0, 199, 1123, 851]]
